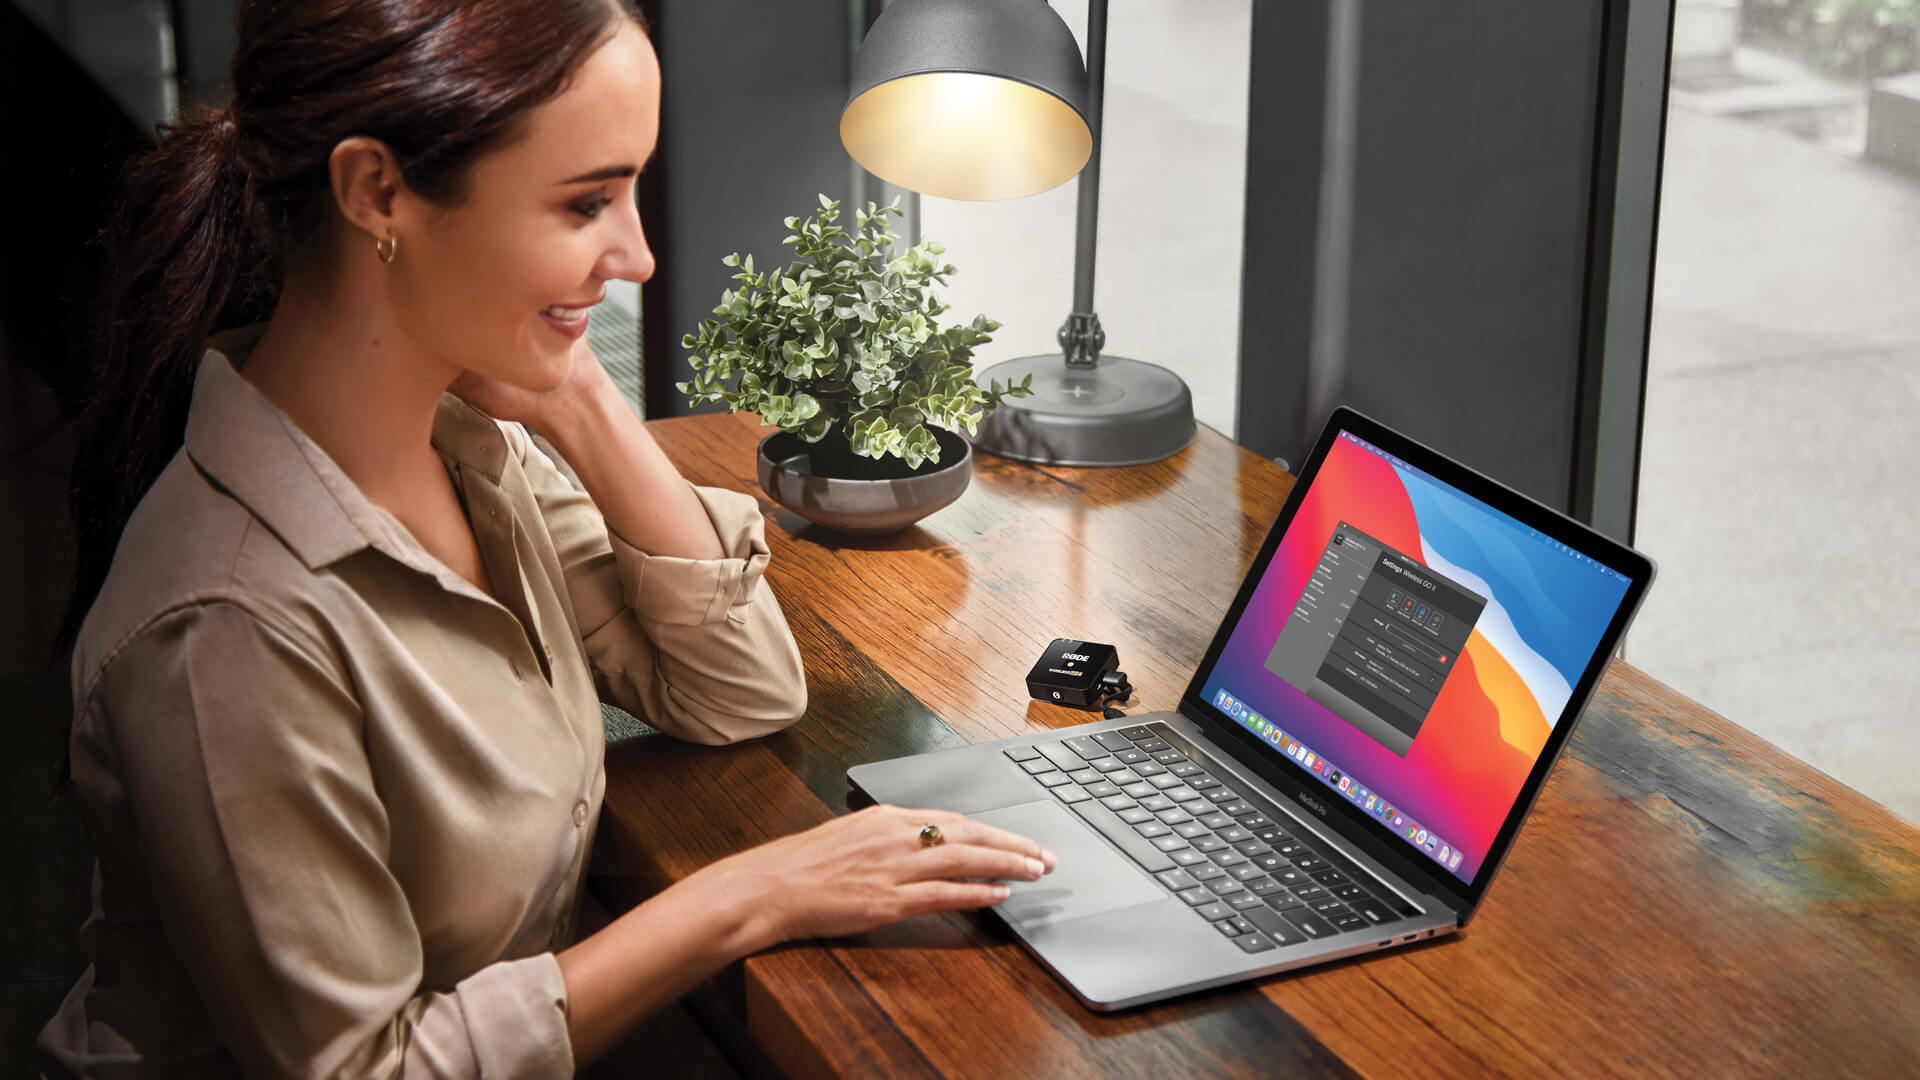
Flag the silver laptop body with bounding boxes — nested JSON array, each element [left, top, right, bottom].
[[848, 408, 1653, 1010]]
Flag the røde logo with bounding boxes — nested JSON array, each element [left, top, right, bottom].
[[1062, 653, 1092, 662]]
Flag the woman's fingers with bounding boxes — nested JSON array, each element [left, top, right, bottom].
[[891, 807, 1057, 872], [898, 843, 1046, 885], [893, 879, 1012, 919]]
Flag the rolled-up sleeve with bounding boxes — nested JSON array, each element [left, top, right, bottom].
[[515, 429, 807, 744], [84, 601, 574, 1079]]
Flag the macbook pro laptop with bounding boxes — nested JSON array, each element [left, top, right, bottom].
[[848, 407, 1655, 1010]]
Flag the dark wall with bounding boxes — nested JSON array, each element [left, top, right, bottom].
[[640, 0, 869, 417], [1237, 0, 1652, 527]]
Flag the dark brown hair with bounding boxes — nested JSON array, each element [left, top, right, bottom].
[[62, 0, 645, 659]]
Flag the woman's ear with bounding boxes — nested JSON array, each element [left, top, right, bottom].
[[327, 136, 404, 245]]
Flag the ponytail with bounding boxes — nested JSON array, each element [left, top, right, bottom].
[[60, 106, 273, 655]]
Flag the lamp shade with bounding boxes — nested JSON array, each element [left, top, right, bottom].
[[842, 0, 1092, 201]]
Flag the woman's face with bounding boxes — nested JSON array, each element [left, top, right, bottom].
[[395, 20, 659, 392]]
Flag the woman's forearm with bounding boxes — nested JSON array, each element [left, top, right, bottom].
[[542, 377, 726, 561], [556, 866, 766, 1067]]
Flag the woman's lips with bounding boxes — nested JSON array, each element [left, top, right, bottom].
[[540, 304, 591, 340]]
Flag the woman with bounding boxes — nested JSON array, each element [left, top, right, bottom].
[[39, 1, 1054, 1075]]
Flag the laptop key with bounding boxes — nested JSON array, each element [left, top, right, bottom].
[[1291, 884, 1328, 903], [1155, 808, 1194, 826], [1198, 812, 1234, 829], [1155, 868, 1200, 892], [1218, 826, 1253, 844], [1130, 761, 1168, 778], [1205, 788, 1241, 804], [1100, 795, 1135, 812], [1019, 758, 1056, 775], [1083, 781, 1122, 799], [1114, 749, 1151, 765], [1214, 919, 1244, 938], [1248, 879, 1286, 897], [1174, 821, 1209, 839], [1242, 906, 1309, 946], [1273, 868, 1307, 886], [1255, 827, 1287, 844], [1135, 737, 1172, 753], [1219, 801, 1256, 817], [1147, 774, 1183, 790], [1090, 758, 1127, 774], [1121, 782, 1156, 799], [1265, 898, 1306, 915], [1168, 788, 1206, 804], [1238, 813, 1275, 829], [1150, 835, 1189, 853], [1092, 731, 1134, 753], [1226, 893, 1266, 911], [1170, 849, 1208, 867], [1329, 913, 1368, 933], [1190, 862, 1227, 882], [1209, 850, 1248, 868], [1196, 901, 1236, 921], [1232, 932, 1278, 954], [1191, 836, 1227, 854], [1116, 807, 1155, 825], [1293, 854, 1327, 872], [1105, 768, 1143, 785], [1168, 761, 1202, 778], [1230, 864, 1266, 882], [1175, 887, 1211, 907], [1118, 726, 1155, 742], [1236, 841, 1273, 857], [1135, 821, 1172, 839], [1037, 743, 1086, 772], [1068, 769, 1101, 785], [1066, 798, 1175, 872], [1333, 884, 1367, 902], [1005, 746, 1043, 762], [1187, 775, 1221, 791], [1283, 911, 1337, 939], [1054, 785, 1092, 804], [1311, 898, 1348, 916], [1036, 772, 1072, 788], [1205, 878, 1246, 897], [1151, 749, 1188, 765], [1276, 840, 1309, 857], [1139, 795, 1175, 812], [1253, 854, 1288, 873], [1347, 898, 1400, 925], [1064, 736, 1111, 760], [1310, 869, 1348, 887]]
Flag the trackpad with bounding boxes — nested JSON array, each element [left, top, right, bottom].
[[971, 801, 1166, 929]]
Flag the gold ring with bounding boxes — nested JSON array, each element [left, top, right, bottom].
[[919, 823, 944, 847]]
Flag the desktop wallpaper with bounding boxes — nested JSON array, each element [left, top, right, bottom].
[[1202, 433, 1632, 883]]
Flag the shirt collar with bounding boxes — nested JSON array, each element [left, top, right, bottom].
[[185, 324, 512, 573]]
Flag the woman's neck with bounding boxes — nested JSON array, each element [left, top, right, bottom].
[[241, 271, 461, 506]]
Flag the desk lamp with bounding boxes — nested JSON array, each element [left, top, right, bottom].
[[841, 0, 1197, 466]]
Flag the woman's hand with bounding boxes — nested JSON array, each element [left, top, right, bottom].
[[450, 335, 614, 434], [694, 804, 1058, 951]]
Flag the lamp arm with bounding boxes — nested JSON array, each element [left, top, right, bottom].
[[1061, 0, 1108, 368]]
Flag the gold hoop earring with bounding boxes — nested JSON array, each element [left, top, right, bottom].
[[375, 232, 398, 264]]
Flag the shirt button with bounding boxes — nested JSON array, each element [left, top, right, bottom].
[[571, 801, 589, 827]]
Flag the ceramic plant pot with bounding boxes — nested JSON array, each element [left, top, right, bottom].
[[756, 427, 972, 534]]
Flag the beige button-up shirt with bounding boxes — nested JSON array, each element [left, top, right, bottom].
[[37, 330, 807, 1078]]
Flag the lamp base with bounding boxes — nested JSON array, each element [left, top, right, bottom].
[[971, 354, 1197, 466]]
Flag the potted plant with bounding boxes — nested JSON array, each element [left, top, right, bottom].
[[678, 195, 1031, 532]]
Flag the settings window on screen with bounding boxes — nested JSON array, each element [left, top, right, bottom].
[[1264, 522, 1486, 756]]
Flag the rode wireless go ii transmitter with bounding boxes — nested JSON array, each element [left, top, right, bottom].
[[1026, 638, 1131, 710]]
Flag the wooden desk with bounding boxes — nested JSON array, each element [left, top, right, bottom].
[[598, 411, 1920, 1078]]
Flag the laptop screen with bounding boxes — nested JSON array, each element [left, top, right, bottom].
[[1197, 427, 1635, 886]]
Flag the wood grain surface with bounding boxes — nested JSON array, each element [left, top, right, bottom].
[[595, 410, 1920, 1079]]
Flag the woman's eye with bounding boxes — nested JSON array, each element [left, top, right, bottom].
[[572, 193, 614, 220]]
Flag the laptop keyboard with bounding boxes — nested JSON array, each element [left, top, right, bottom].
[[1005, 722, 1406, 954]]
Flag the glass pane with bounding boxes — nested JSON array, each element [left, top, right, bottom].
[[1632, 0, 1920, 824]]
